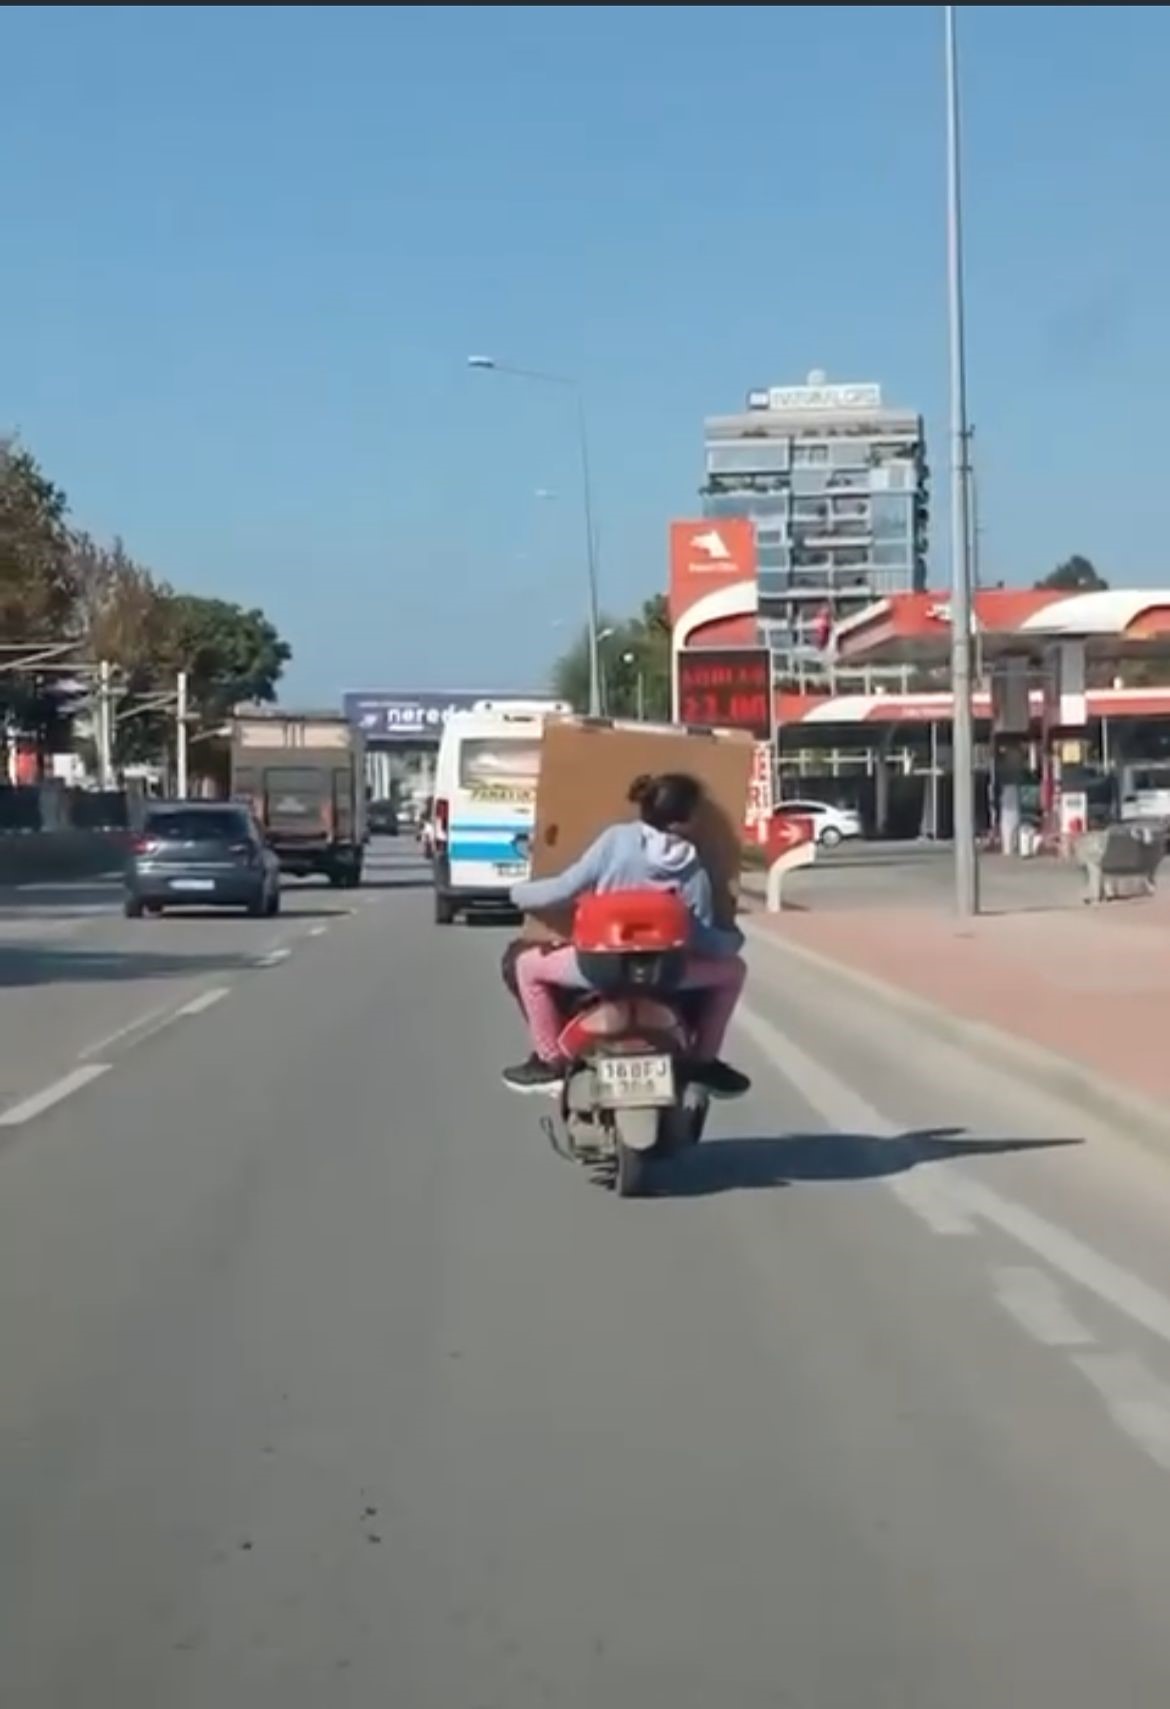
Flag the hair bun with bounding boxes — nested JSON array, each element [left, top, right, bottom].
[[627, 773, 655, 805]]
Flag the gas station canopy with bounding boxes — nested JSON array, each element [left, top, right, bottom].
[[832, 589, 1170, 669]]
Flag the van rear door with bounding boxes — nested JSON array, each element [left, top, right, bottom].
[[447, 732, 541, 893]]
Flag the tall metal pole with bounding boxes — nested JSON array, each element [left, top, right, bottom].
[[97, 659, 113, 790], [575, 391, 603, 718], [176, 669, 189, 798], [945, 4, 979, 916], [468, 356, 602, 717]]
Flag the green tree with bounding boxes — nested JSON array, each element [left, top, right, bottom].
[[71, 533, 178, 764], [1035, 554, 1107, 592], [0, 441, 80, 769], [165, 594, 291, 724], [550, 594, 671, 719], [0, 439, 75, 640]]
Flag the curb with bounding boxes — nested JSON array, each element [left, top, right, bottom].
[[743, 915, 1170, 1156]]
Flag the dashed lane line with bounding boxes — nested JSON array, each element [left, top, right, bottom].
[[0, 1065, 112, 1128]]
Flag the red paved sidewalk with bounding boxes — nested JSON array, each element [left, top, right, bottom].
[[751, 892, 1170, 1106]]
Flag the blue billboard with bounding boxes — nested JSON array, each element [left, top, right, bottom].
[[343, 690, 523, 742]]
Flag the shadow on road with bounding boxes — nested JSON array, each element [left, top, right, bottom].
[[360, 874, 436, 892], [155, 905, 344, 921], [0, 945, 258, 987], [0, 884, 122, 920], [662, 1127, 1081, 1198]]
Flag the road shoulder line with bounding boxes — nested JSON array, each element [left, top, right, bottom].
[[743, 915, 1170, 1159]]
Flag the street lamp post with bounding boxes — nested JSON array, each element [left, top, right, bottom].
[[622, 648, 645, 721], [944, 4, 979, 917], [468, 356, 603, 718]]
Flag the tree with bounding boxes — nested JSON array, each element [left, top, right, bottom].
[[165, 594, 291, 724], [550, 593, 672, 720], [70, 533, 177, 764], [0, 439, 75, 641], [1035, 555, 1107, 592], [0, 442, 80, 770]]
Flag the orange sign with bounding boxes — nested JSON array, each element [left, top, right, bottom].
[[669, 518, 757, 632]]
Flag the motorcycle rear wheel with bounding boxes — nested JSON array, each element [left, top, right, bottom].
[[612, 1107, 660, 1198]]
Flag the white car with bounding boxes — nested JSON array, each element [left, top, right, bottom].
[[776, 799, 863, 849]]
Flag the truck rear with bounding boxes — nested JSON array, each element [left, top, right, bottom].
[[230, 710, 367, 887]]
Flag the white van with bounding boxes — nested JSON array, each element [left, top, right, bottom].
[[432, 700, 571, 924]]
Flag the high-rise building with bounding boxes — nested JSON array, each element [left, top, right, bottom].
[[702, 371, 929, 687]]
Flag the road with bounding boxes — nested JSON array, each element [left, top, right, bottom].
[[777, 838, 1086, 912], [4, 842, 1170, 1704]]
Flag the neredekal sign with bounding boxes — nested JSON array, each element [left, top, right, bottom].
[[343, 691, 541, 741]]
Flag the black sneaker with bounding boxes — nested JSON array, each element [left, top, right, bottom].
[[691, 1059, 751, 1100], [502, 1055, 565, 1095]]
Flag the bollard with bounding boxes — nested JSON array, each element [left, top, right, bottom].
[[762, 815, 816, 913]]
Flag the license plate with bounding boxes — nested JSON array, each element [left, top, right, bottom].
[[170, 878, 215, 892], [494, 862, 526, 878], [596, 1054, 675, 1108]]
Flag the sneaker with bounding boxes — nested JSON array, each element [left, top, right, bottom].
[[502, 1054, 565, 1095], [691, 1059, 751, 1100]]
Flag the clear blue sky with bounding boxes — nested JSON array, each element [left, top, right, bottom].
[[1, 5, 1166, 700]]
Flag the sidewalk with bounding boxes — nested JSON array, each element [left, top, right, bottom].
[[747, 885, 1170, 1113]]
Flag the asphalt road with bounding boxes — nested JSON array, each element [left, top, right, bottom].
[[4, 842, 1170, 1704], [776, 838, 1086, 912]]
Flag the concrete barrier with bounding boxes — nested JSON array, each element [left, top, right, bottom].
[[0, 830, 129, 886]]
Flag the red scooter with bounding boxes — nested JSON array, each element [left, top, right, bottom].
[[544, 888, 710, 1197]]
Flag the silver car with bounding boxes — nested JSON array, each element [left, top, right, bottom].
[[124, 802, 281, 918]]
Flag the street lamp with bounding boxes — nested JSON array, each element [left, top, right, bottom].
[[621, 648, 646, 721], [944, 5, 979, 917], [468, 355, 603, 717]]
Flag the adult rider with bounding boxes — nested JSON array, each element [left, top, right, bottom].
[[501, 770, 751, 1099]]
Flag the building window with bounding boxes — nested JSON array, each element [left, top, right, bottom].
[[871, 493, 908, 540], [792, 443, 829, 466], [706, 441, 790, 475], [790, 468, 829, 496]]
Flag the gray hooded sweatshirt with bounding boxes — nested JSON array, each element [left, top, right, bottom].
[[511, 821, 743, 961]]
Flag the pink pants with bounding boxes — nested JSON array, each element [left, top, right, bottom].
[[514, 944, 747, 1064]]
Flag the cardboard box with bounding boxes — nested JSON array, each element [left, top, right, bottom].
[[521, 717, 754, 941]]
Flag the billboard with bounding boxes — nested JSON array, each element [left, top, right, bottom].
[[343, 691, 487, 742], [668, 518, 758, 640], [675, 646, 774, 743]]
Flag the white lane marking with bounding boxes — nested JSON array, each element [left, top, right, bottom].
[[736, 1002, 977, 1235], [959, 1174, 1170, 1350], [1073, 1352, 1170, 1472], [0, 1065, 111, 1127], [307, 925, 328, 938], [992, 1265, 1096, 1348], [885, 1172, 978, 1237], [254, 946, 291, 968], [737, 1000, 1170, 1348], [79, 998, 185, 1061], [174, 986, 231, 1018]]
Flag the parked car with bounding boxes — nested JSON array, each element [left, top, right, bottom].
[[775, 798, 863, 849], [417, 796, 436, 860], [367, 798, 400, 837], [124, 802, 281, 918]]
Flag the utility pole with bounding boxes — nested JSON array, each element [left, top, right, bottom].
[[176, 670, 189, 798], [945, 4, 979, 917], [96, 659, 113, 790]]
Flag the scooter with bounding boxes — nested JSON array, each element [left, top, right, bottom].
[[543, 888, 710, 1198]]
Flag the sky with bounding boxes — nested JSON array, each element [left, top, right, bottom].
[[1, 4, 1168, 701]]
